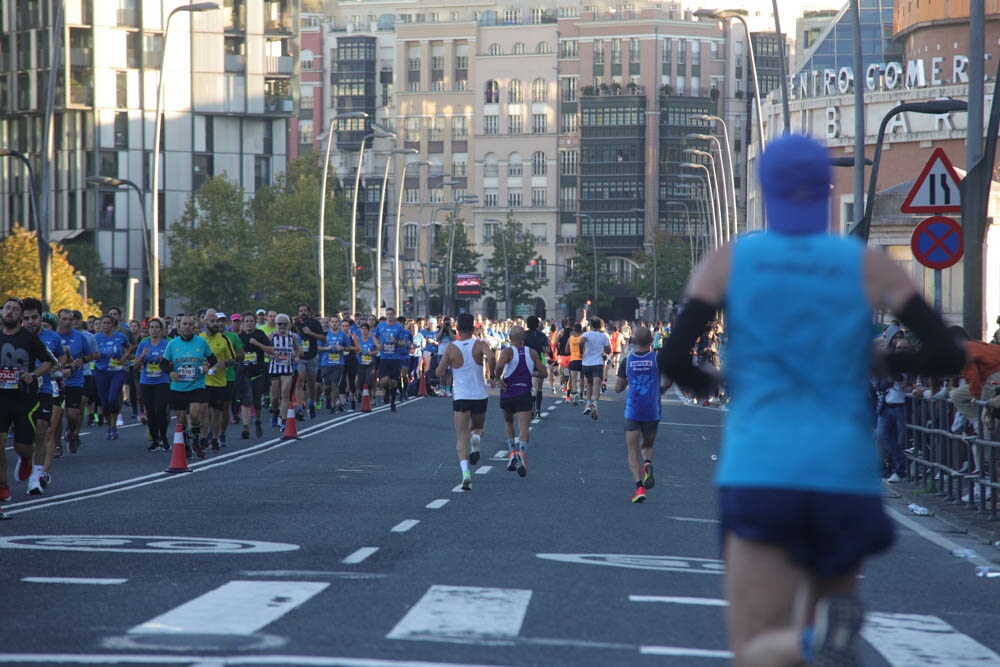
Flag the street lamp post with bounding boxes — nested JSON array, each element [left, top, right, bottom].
[[851, 99, 968, 241], [375, 148, 417, 317], [349, 129, 395, 314], [319, 111, 367, 318], [151, 2, 219, 318], [684, 148, 728, 243], [75, 274, 88, 304], [692, 117, 739, 235], [679, 173, 719, 252], [483, 218, 510, 319], [687, 132, 735, 239], [0, 148, 43, 302], [393, 159, 430, 314], [86, 176, 152, 314], [681, 163, 722, 248]]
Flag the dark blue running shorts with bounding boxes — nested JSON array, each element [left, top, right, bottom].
[[719, 487, 895, 578]]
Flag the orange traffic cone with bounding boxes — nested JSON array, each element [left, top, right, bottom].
[[418, 358, 428, 396], [165, 423, 191, 474], [360, 385, 372, 413], [282, 400, 299, 440]]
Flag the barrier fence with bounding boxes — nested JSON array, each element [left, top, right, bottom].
[[904, 395, 999, 521]]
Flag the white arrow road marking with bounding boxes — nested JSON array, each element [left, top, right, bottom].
[[862, 613, 1000, 666], [129, 581, 328, 636], [21, 577, 127, 585], [387, 585, 532, 645]]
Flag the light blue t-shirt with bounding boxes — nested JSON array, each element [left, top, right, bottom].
[[163, 335, 213, 392], [719, 233, 878, 495], [136, 337, 170, 385], [57, 329, 89, 388], [94, 331, 130, 372]]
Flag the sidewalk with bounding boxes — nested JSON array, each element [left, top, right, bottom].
[[886, 478, 1000, 545]]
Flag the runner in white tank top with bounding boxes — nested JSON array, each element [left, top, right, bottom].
[[435, 313, 496, 490]]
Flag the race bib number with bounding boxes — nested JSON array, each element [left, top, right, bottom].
[[146, 363, 162, 377], [177, 366, 196, 381], [277, 352, 290, 363], [361, 354, 372, 365], [109, 358, 122, 370], [302, 340, 311, 352], [382, 343, 394, 353], [244, 352, 257, 364], [327, 353, 339, 364], [0, 368, 19, 390]]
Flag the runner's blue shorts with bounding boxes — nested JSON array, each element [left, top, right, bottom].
[[719, 487, 895, 578]]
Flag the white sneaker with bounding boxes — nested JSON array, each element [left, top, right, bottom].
[[27, 470, 43, 495], [468, 433, 481, 465], [950, 413, 967, 433], [116, 415, 125, 428], [887, 472, 902, 483]]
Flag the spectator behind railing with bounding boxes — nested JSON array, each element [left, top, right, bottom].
[[876, 332, 914, 482], [948, 326, 1000, 476]]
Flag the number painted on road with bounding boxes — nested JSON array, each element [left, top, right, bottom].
[[537, 553, 725, 574], [0, 535, 299, 554]]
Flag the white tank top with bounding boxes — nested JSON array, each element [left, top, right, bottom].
[[451, 338, 487, 401]]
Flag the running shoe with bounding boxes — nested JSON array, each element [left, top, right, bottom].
[[296, 408, 306, 421], [54, 443, 63, 458], [110, 428, 119, 440], [106, 428, 113, 440], [27, 469, 42, 495], [632, 486, 647, 503], [39, 472, 50, 489], [351, 399, 357, 411], [309, 403, 316, 419], [147, 441, 160, 452], [17, 457, 32, 481], [469, 434, 481, 465], [515, 451, 527, 478], [241, 426, 250, 440], [461, 472, 473, 491], [583, 404, 592, 416], [69, 435, 80, 454], [255, 420, 263, 438], [601, 382, 607, 394], [564, 393, 571, 403], [506, 450, 518, 472], [0, 482, 10, 502], [0, 507, 8, 520], [139, 411, 147, 424], [642, 461, 655, 489], [270, 414, 279, 429], [390, 403, 397, 412], [219, 433, 227, 447], [591, 404, 599, 420], [116, 415, 125, 428], [812, 596, 864, 667], [191, 438, 207, 460]]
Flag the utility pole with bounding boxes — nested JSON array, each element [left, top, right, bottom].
[[962, 6, 986, 339]]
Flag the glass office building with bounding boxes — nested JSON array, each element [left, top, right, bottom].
[[793, 0, 902, 77]]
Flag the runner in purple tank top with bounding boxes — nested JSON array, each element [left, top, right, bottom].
[[495, 326, 546, 478]]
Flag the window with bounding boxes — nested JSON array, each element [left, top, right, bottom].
[[484, 190, 498, 207], [484, 79, 499, 103], [116, 71, 127, 108], [611, 38, 622, 64], [537, 42, 552, 54], [298, 122, 314, 145], [452, 157, 467, 176], [484, 115, 499, 135], [193, 153, 213, 191], [561, 113, 578, 133], [532, 114, 547, 134], [114, 111, 128, 149], [508, 190, 522, 207], [489, 43, 503, 56], [503, 8, 520, 24], [483, 154, 499, 178], [407, 80, 420, 93], [456, 55, 468, 69], [530, 8, 547, 24], [691, 40, 701, 65], [532, 258, 547, 277], [560, 150, 578, 175], [594, 39, 604, 65], [512, 42, 525, 55], [429, 116, 444, 141], [506, 153, 522, 177], [508, 79, 523, 103], [508, 115, 523, 134], [531, 188, 546, 208], [662, 37, 671, 63], [254, 156, 270, 191], [561, 77, 577, 102], [483, 222, 498, 242], [408, 57, 421, 70], [560, 186, 577, 211], [431, 55, 444, 70], [431, 80, 445, 92], [532, 151, 546, 176], [405, 188, 420, 204], [531, 223, 547, 243], [560, 39, 578, 58], [532, 78, 546, 102], [452, 116, 468, 140], [630, 38, 640, 63], [677, 39, 686, 64], [300, 92, 314, 109], [404, 224, 418, 249], [404, 117, 421, 142]]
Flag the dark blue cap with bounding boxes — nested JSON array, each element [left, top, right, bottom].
[[759, 134, 832, 235]]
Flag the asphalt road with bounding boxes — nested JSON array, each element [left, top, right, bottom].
[[2, 387, 999, 667]]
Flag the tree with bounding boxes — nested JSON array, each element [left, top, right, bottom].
[[630, 233, 693, 320], [565, 237, 608, 315], [62, 239, 118, 312], [484, 211, 545, 318], [430, 211, 481, 313], [162, 175, 259, 312], [0, 226, 101, 315]]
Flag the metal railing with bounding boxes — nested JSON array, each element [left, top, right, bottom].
[[904, 395, 998, 521]]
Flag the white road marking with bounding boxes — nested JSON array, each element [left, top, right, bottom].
[[0, 654, 521, 666], [666, 516, 721, 524], [21, 577, 126, 585], [659, 422, 723, 428], [640, 646, 732, 659], [130, 581, 328, 636], [425, 499, 449, 509], [474, 466, 492, 475], [391, 520, 420, 533], [341, 547, 379, 564], [863, 612, 1000, 666], [491, 450, 508, 460], [387, 585, 532, 644], [537, 553, 725, 574], [630, 595, 728, 607]]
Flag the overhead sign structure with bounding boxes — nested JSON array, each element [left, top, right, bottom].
[[900, 147, 962, 214], [911, 215, 963, 270]]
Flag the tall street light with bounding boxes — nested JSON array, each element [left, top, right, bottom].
[[663, 200, 696, 266], [151, 2, 220, 318], [350, 129, 395, 314], [0, 149, 42, 303], [393, 159, 430, 313], [851, 99, 968, 241], [86, 176, 152, 315], [318, 111, 367, 318], [375, 148, 417, 317], [679, 173, 719, 252], [75, 274, 88, 304], [684, 148, 728, 243], [691, 116, 739, 234], [483, 217, 511, 319], [574, 212, 598, 310], [687, 132, 736, 239]]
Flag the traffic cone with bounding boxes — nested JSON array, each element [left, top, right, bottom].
[[418, 361, 428, 397], [165, 423, 191, 474], [360, 385, 372, 413], [282, 400, 299, 440]]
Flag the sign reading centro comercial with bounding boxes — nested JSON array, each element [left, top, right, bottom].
[[792, 55, 973, 100]]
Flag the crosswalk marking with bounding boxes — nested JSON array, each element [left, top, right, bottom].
[[474, 466, 492, 475], [391, 520, 419, 533], [387, 585, 532, 644], [129, 581, 328, 636], [341, 547, 379, 564], [21, 577, 126, 585], [425, 499, 449, 509], [863, 612, 1000, 666], [630, 595, 728, 607]]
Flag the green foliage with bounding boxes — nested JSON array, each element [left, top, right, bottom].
[[483, 211, 545, 316], [630, 233, 694, 317], [565, 237, 608, 313], [0, 226, 101, 315], [430, 212, 481, 309]]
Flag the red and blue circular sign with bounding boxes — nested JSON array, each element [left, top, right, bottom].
[[910, 215, 963, 270]]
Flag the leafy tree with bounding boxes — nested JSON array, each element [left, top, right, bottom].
[[62, 239, 118, 313], [483, 211, 545, 318], [430, 211, 481, 312], [0, 226, 101, 315], [565, 238, 609, 316], [162, 175, 258, 312], [630, 233, 694, 320]]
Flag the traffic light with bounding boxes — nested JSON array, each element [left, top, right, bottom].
[[355, 264, 363, 272], [529, 259, 537, 267]]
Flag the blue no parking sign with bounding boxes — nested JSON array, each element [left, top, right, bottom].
[[910, 215, 963, 270]]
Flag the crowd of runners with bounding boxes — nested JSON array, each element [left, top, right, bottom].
[[1, 292, 677, 506]]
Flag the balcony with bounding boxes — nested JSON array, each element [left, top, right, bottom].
[[265, 55, 294, 75], [556, 235, 577, 245], [225, 54, 246, 73], [264, 94, 294, 113], [580, 83, 646, 97]]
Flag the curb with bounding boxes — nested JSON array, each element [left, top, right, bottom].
[[887, 480, 1000, 545]]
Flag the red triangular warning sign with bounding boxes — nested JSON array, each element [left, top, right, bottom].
[[900, 147, 962, 214]]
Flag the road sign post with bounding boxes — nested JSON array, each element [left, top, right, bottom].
[[900, 148, 963, 215], [910, 215, 963, 313]]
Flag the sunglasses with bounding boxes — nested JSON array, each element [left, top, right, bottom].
[[277, 323, 290, 327]]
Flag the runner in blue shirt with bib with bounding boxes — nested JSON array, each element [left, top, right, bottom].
[[615, 326, 661, 504]]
